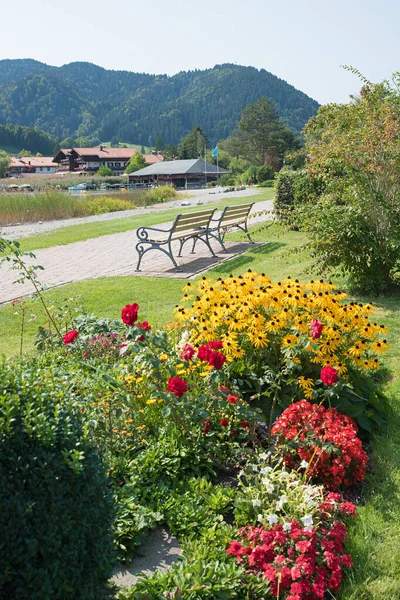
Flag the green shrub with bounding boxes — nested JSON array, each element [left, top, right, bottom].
[[0, 359, 115, 600], [258, 179, 274, 187], [143, 185, 178, 204], [274, 169, 322, 226], [256, 164, 274, 183]]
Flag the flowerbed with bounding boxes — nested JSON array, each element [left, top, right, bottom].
[[0, 269, 391, 599]]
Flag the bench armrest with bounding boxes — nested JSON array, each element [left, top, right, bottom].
[[136, 225, 172, 241]]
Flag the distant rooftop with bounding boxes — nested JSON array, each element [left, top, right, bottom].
[[131, 158, 228, 176]]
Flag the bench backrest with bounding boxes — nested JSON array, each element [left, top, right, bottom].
[[217, 203, 254, 227], [170, 208, 216, 238]]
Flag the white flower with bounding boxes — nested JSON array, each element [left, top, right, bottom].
[[238, 470, 244, 478], [267, 513, 278, 525], [252, 464, 259, 472], [279, 471, 289, 480], [283, 522, 291, 532], [301, 514, 314, 528], [257, 513, 263, 522], [276, 495, 288, 511], [259, 452, 268, 460], [252, 499, 261, 507], [262, 478, 275, 493], [300, 460, 309, 469]]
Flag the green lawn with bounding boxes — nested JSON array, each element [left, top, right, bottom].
[[11, 189, 274, 254], [0, 205, 399, 599]]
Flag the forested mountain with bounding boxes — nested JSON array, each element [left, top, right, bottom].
[[0, 123, 58, 155], [0, 59, 319, 146]]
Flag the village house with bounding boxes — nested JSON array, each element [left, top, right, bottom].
[[53, 146, 163, 175], [7, 156, 57, 176], [53, 146, 137, 175]]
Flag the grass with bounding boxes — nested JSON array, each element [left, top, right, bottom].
[[0, 201, 399, 598], [6, 189, 274, 254]]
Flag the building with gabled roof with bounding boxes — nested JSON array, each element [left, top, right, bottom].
[[8, 156, 57, 176], [128, 159, 228, 189], [53, 145, 137, 175]]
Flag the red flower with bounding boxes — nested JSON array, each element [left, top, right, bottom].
[[207, 340, 224, 350], [310, 319, 324, 339], [63, 330, 79, 345], [239, 420, 249, 428], [136, 320, 151, 341], [136, 320, 151, 331], [203, 417, 211, 434], [181, 343, 195, 361], [220, 418, 229, 427], [167, 377, 187, 397], [227, 394, 239, 404], [197, 344, 212, 362], [271, 400, 367, 489], [320, 365, 338, 385], [121, 303, 139, 326], [208, 350, 226, 370]]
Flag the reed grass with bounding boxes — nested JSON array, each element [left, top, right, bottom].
[[0, 187, 179, 225]]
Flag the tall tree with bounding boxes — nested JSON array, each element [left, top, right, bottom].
[[178, 126, 208, 160], [225, 97, 298, 166], [0, 150, 9, 178]]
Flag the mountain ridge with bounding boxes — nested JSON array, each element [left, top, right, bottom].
[[0, 59, 320, 146]]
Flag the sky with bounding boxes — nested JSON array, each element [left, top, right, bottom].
[[1, 0, 398, 105]]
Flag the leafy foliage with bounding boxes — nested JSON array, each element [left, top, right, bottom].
[[125, 152, 147, 173], [300, 72, 400, 293], [0, 122, 59, 155], [0, 358, 115, 600]]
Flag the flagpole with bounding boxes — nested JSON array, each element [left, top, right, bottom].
[[204, 144, 207, 187]]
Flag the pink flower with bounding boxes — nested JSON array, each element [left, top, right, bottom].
[[63, 330, 79, 345], [310, 319, 324, 339], [181, 343, 195, 361], [320, 365, 338, 385]]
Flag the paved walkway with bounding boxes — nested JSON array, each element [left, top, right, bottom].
[[0, 194, 273, 305]]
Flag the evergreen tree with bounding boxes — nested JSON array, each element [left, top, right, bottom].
[[178, 125, 208, 159], [225, 97, 299, 166]]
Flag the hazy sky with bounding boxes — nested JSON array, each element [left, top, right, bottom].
[[1, 0, 398, 105]]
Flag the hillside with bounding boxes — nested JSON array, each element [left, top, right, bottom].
[[0, 60, 319, 146]]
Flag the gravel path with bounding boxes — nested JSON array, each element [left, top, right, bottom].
[[0, 187, 261, 240]]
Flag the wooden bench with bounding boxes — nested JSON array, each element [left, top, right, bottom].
[[208, 202, 255, 251], [135, 208, 217, 272]]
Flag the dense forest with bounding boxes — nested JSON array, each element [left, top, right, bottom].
[[0, 60, 319, 147], [0, 123, 59, 155]]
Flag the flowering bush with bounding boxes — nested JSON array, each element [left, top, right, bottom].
[[227, 512, 354, 599], [173, 272, 389, 432], [271, 400, 368, 489], [228, 454, 357, 599]]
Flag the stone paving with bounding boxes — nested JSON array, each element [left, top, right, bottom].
[[0, 198, 273, 305]]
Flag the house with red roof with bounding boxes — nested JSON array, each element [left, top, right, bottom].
[[8, 156, 57, 176]]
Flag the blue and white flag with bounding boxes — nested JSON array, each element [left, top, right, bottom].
[[212, 146, 219, 157]]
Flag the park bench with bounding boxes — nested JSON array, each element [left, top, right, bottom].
[[208, 202, 255, 251], [135, 207, 217, 272]]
